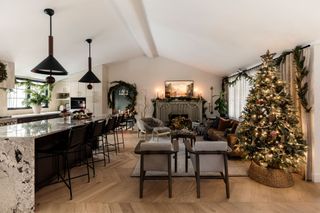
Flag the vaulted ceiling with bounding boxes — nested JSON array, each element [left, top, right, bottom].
[[1, 0, 320, 79]]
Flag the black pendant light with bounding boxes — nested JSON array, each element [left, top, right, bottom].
[[31, 8, 68, 84], [79, 39, 101, 90]]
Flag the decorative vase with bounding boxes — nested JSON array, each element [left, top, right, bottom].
[[32, 105, 42, 114], [248, 161, 294, 188]]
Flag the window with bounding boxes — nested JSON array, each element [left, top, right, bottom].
[[228, 70, 257, 120], [7, 78, 48, 110]]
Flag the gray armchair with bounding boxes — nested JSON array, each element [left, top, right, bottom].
[[134, 141, 179, 198], [141, 117, 165, 133], [139, 117, 171, 140], [136, 118, 147, 139], [184, 141, 230, 198]]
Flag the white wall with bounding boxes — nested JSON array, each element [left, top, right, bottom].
[[107, 56, 222, 117], [309, 44, 320, 182]]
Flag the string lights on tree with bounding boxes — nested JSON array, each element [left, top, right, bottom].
[[236, 50, 307, 171]]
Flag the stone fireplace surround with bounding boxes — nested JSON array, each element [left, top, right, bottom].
[[154, 100, 203, 123]]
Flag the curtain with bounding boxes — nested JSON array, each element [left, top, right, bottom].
[[279, 48, 312, 180], [228, 69, 257, 120]]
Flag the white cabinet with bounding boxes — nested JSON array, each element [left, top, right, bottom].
[[56, 93, 70, 110]]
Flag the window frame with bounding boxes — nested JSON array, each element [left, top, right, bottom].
[[7, 77, 49, 110]]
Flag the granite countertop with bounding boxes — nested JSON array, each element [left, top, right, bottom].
[[0, 111, 61, 122], [11, 111, 60, 119], [0, 115, 107, 139]]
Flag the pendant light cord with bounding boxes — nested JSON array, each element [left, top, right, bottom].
[[49, 15, 52, 36]]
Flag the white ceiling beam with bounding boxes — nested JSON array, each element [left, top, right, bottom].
[[111, 0, 158, 58]]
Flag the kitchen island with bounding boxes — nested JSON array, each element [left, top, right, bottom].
[[0, 115, 107, 213]]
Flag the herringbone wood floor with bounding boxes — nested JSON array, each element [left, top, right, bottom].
[[36, 132, 320, 213]]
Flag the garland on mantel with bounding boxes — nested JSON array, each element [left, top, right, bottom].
[[0, 62, 8, 83], [152, 96, 204, 102]]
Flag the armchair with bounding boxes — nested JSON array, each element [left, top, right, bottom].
[[136, 119, 147, 139], [141, 117, 165, 132], [134, 141, 179, 198], [184, 141, 230, 198], [139, 117, 171, 140]]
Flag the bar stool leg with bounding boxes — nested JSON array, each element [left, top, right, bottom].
[[113, 132, 118, 154], [91, 152, 96, 177], [84, 145, 90, 183], [105, 135, 111, 163], [121, 128, 125, 149], [101, 136, 107, 166], [65, 153, 73, 200], [116, 130, 120, 152]]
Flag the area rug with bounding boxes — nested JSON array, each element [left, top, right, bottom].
[[131, 141, 250, 177]]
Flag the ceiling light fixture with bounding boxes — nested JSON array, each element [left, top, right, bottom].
[[31, 8, 68, 84], [79, 39, 101, 90]]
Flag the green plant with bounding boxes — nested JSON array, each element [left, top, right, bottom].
[[214, 91, 228, 117], [19, 80, 53, 107]]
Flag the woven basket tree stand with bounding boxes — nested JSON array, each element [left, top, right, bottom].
[[248, 161, 294, 188]]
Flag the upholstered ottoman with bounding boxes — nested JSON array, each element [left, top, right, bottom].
[[152, 127, 171, 141]]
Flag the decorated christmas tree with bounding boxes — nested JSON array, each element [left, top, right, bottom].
[[236, 50, 307, 170]]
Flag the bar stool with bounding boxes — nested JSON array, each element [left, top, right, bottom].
[[88, 119, 108, 177], [114, 114, 125, 151], [51, 124, 90, 200], [104, 116, 118, 155]]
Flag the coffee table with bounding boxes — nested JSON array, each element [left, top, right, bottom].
[[171, 129, 197, 172]]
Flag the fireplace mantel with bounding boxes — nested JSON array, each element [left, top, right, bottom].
[[154, 100, 203, 123]]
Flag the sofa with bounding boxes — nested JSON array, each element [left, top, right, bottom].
[[205, 117, 242, 157]]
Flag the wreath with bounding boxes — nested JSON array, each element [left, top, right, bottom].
[[0, 62, 8, 83], [107, 81, 138, 112]]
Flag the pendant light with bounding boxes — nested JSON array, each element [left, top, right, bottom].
[[79, 39, 101, 90], [31, 8, 68, 84]]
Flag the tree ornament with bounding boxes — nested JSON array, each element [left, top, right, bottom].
[[268, 114, 276, 122], [256, 99, 265, 105], [270, 130, 278, 138]]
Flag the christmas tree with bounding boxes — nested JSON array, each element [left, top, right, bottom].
[[236, 50, 307, 170]]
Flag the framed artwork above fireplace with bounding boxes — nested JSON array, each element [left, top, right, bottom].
[[165, 80, 194, 98]]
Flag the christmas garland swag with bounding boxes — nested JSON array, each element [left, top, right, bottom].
[[0, 62, 8, 83]]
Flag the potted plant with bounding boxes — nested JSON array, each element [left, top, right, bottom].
[[22, 81, 53, 114], [214, 91, 228, 117]]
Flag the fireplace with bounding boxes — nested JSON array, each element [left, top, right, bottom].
[[154, 100, 203, 123], [168, 113, 192, 129], [168, 113, 188, 121]]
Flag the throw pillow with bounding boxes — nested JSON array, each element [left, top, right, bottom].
[[231, 121, 239, 133], [211, 117, 220, 128], [224, 128, 232, 137], [235, 123, 241, 135], [217, 117, 231, 131]]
